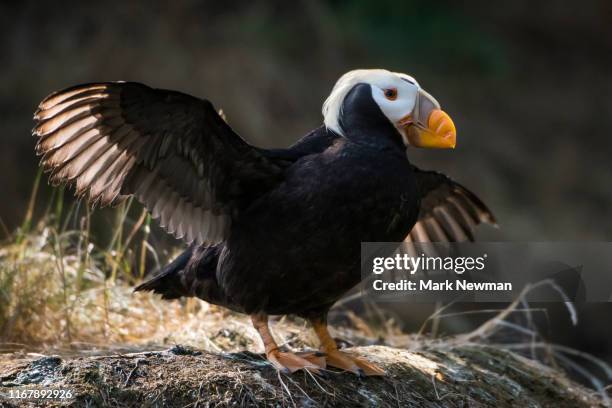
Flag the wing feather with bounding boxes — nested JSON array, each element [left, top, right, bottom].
[[34, 81, 284, 245], [406, 167, 497, 243]]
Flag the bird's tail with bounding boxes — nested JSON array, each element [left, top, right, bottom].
[[134, 247, 193, 299]]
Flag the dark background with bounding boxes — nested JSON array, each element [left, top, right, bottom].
[[1, 0, 611, 371]]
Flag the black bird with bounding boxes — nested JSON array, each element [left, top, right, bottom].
[[33, 69, 495, 375]]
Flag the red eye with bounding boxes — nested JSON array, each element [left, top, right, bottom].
[[384, 88, 397, 100]]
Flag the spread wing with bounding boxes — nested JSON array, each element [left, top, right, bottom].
[[33, 82, 284, 245], [407, 167, 497, 243]]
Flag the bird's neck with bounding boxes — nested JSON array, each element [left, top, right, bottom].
[[339, 84, 406, 153], [340, 118, 405, 154]]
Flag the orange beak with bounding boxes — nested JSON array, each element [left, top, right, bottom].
[[399, 89, 457, 149], [403, 109, 456, 149]]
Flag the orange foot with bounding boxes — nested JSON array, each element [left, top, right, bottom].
[[296, 351, 327, 369], [267, 349, 325, 374], [325, 349, 385, 376]]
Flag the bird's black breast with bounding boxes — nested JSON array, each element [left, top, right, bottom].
[[216, 137, 419, 316]]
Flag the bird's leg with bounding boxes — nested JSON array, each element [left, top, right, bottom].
[[310, 316, 385, 376], [251, 313, 323, 374]]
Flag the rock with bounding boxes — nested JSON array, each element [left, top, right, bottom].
[[0, 344, 605, 407]]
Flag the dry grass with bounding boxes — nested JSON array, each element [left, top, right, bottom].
[[0, 170, 175, 351], [1, 212, 235, 354]]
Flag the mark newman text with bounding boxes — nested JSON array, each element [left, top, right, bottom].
[[372, 279, 513, 292]]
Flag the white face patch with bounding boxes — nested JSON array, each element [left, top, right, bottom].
[[369, 75, 419, 124], [322, 69, 422, 137]]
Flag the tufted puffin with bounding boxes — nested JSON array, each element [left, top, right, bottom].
[[33, 69, 496, 376]]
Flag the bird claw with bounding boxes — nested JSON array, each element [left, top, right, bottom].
[[266, 349, 324, 374], [295, 351, 327, 369], [324, 350, 385, 376]]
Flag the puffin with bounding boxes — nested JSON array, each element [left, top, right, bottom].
[[32, 69, 496, 376]]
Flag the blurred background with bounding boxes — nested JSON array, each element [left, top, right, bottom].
[[0, 0, 611, 382]]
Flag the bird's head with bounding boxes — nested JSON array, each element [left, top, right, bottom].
[[322, 69, 456, 150]]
